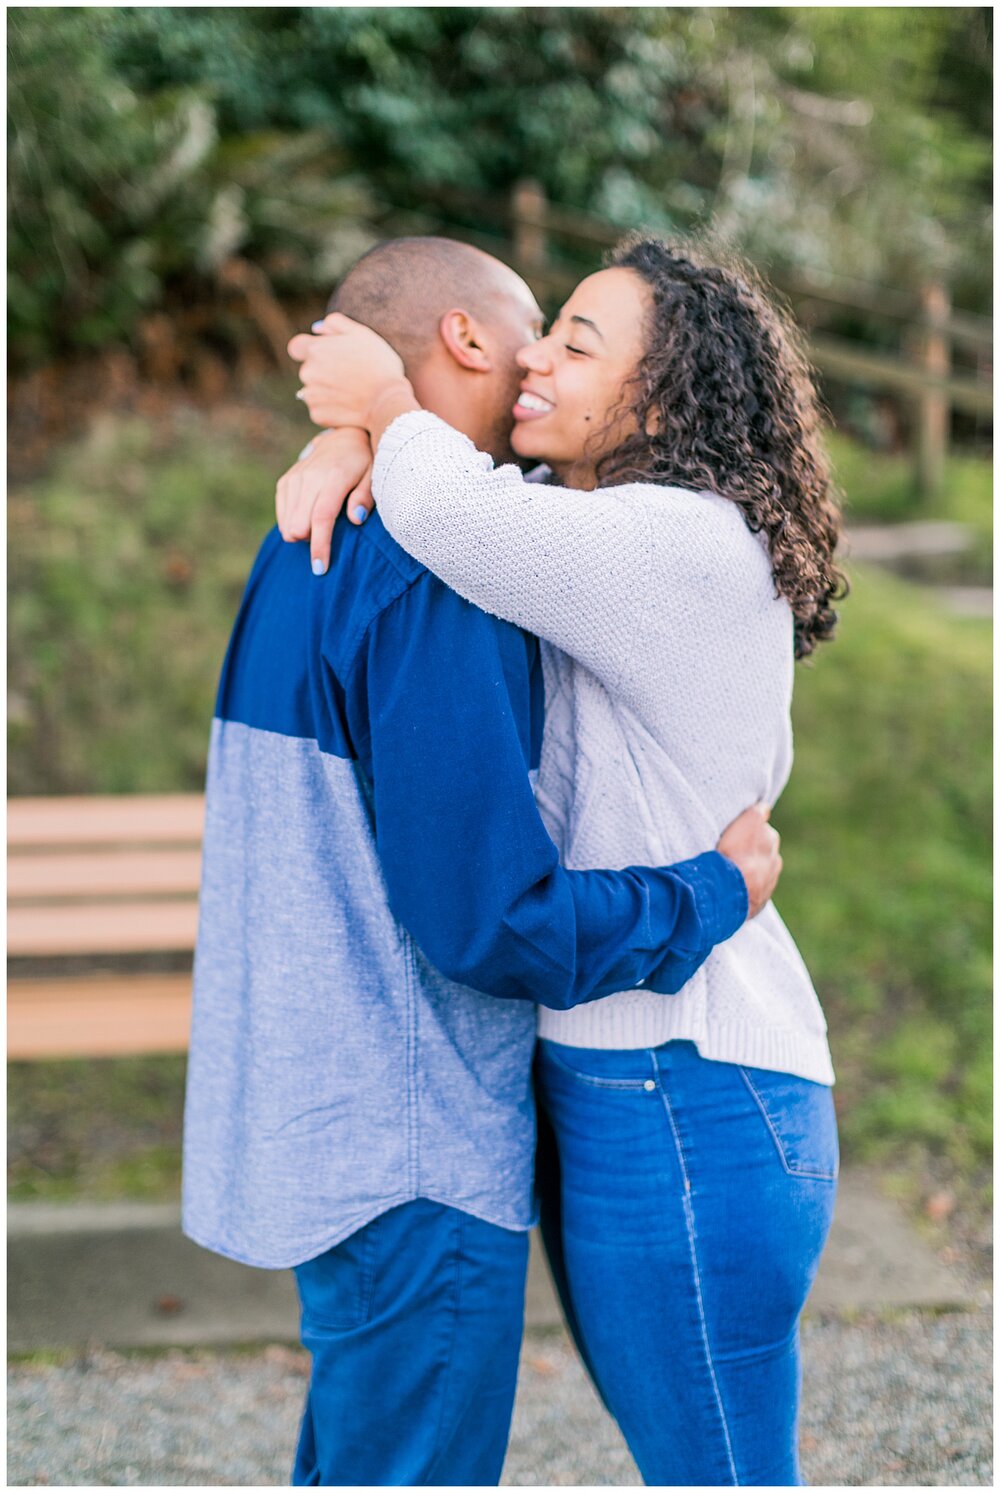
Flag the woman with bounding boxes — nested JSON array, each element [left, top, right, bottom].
[[279, 236, 846, 1486]]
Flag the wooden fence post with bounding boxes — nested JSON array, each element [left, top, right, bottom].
[[913, 280, 951, 500], [512, 179, 548, 270]]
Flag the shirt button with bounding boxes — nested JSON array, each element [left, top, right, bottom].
[[635, 977, 646, 987], [643, 1079, 656, 1092]]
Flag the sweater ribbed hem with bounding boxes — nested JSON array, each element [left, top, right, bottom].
[[538, 1003, 836, 1086]]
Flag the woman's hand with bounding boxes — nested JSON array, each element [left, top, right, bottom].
[[716, 804, 782, 919], [287, 314, 416, 433], [276, 427, 375, 575]]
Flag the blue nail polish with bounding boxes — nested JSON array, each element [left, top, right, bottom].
[[311, 320, 325, 333], [352, 507, 369, 524], [312, 557, 327, 576]]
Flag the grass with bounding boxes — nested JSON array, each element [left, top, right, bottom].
[[8, 380, 311, 795], [776, 561, 991, 1172], [828, 430, 993, 584], [7, 402, 992, 1202], [8, 1055, 187, 1203]]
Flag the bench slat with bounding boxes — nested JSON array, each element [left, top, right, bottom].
[[8, 901, 199, 956], [7, 974, 192, 1059], [8, 849, 203, 901], [8, 795, 205, 849]]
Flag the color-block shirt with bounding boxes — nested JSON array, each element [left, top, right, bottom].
[[181, 518, 747, 1269]]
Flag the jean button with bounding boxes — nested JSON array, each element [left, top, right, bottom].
[[643, 1079, 656, 1092], [635, 977, 646, 986]]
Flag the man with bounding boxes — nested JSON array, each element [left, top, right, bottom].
[[182, 237, 780, 1486]]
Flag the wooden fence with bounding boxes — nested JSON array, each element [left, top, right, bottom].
[[376, 179, 992, 499]]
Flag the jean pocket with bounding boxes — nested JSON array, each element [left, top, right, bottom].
[[537, 1041, 655, 1090], [737, 1064, 840, 1181], [294, 1216, 382, 1330]]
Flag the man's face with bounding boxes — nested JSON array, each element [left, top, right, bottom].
[[476, 276, 546, 463]]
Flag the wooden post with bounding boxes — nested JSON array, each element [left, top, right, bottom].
[[512, 179, 548, 271], [913, 280, 951, 500]]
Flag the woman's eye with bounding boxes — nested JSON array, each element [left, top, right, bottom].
[[565, 345, 588, 356]]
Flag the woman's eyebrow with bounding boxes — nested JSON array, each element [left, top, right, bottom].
[[569, 314, 604, 342]]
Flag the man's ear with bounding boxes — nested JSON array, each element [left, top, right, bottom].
[[438, 309, 492, 372]]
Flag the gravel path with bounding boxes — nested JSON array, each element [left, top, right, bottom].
[[8, 1305, 991, 1486]]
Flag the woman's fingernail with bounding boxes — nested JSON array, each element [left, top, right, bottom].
[[312, 557, 327, 576], [298, 441, 315, 461], [295, 390, 306, 401], [352, 507, 369, 524], [311, 320, 325, 333]]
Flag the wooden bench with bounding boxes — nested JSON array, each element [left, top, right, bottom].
[[8, 795, 205, 1060]]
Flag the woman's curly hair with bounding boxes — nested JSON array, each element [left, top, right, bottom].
[[595, 235, 847, 659]]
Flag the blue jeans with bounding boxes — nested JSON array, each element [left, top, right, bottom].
[[291, 1199, 528, 1486], [535, 1038, 839, 1487]]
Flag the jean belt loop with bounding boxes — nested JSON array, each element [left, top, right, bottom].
[[647, 1047, 662, 1088]]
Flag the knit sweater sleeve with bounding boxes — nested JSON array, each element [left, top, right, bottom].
[[371, 410, 651, 692]]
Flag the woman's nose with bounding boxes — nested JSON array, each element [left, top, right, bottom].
[[516, 337, 553, 372]]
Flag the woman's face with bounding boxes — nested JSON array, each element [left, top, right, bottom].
[[511, 267, 651, 488]]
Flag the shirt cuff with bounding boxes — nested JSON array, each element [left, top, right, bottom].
[[669, 849, 749, 952]]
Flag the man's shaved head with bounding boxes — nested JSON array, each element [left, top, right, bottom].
[[328, 236, 526, 375], [325, 235, 543, 460]]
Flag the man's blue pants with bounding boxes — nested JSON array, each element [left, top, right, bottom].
[[291, 1199, 529, 1486]]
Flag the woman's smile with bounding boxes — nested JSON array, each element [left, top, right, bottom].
[[512, 386, 555, 421], [508, 267, 652, 486]]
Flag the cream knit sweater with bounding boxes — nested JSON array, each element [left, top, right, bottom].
[[372, 412, 835, 1086]]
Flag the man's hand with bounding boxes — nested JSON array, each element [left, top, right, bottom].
[[716, 804, 782, 919], [276, 427, 375, 575], [287, 314, 415, 432]]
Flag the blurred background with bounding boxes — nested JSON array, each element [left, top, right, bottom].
[[7, 7, 992, 1270]]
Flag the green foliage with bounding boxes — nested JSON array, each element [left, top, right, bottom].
[[7, 8, 376, 368], [8, 7, 992, 369], [102, 7, 695, 206], [100, 6, 991, 280], [726, 7, 992, 290]]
